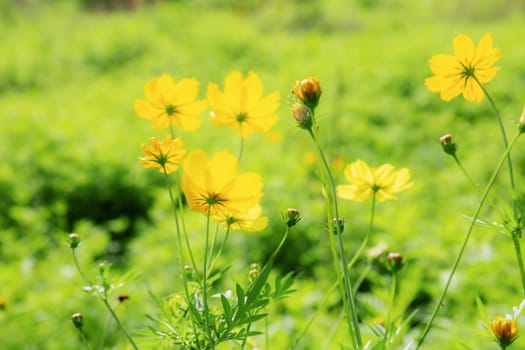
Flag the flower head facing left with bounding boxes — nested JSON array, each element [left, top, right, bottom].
[[134, 74, 207, 131], [337, 159, 413, 202], [140, 135, 186, 174], [425, 33, 501, 103], [207, 71, 280, 138], [181, 149, 263, 216]]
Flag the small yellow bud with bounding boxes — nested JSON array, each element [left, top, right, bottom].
[[491, 316, 518, 347], [292, 77, 322, 111]]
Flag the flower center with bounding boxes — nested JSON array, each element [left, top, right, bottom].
[[371, 184, 381, 193], [236, 113, 247, 123], [166, 104, 176, 116]]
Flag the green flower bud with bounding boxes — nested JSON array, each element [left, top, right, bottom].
[[69, 233, 80, 249], [285, 208, 302, 227], [386, 252, 403, 273], [439, 134, 457, 156], [72, 312, 84, 330]]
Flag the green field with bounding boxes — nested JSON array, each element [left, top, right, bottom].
[[2, 0, 525, 349]]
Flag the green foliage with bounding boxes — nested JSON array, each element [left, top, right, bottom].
[[3, 0, 525, 349]]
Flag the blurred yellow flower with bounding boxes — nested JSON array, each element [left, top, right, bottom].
[[264, 130, 283, 144], [491, 316, 518, 347], [425, 33, 501, 103], [139, 135, 186, 174], [207, 71, 280, 138], [134, 74, 207, 131], [181, 149, 263, 216], [214, 205, 268, 232], [303, 151, 317, 165], [337, 159, 413, 202]]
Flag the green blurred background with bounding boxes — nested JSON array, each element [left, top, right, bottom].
[[2, 0, 525, 348]]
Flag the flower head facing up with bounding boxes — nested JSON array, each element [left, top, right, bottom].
[[207, 71, 280, 138], [181, 149, 263, 216], [140, 134, 186, 174], [491, 316, 519, 347], [134, 74, 207, 131], [214, 205, 268, 232], [337, 159, 413, 202], [425, 33, 501, 103]]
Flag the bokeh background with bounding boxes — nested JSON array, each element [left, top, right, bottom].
[[2, 0, 525, 348]]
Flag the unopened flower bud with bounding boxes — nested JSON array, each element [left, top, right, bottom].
[[386, 252, 403, 272], [183, 264, 194, 280], [491, 316, 518, 347], [69, 233, 80, 249], [519, 107, 525, 134], [248, 262, 260, 281], [439, 134, 457, 156], [291, 103, 313, 130], [292, 77, 322, 111], [285, 208, 302, 227], [332, 217, 344, 235], [72, 312, 84, 329]]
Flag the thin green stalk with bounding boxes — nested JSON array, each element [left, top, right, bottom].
[[164, 172, 202, 348], [475, 80, 515, 190], [512, 236, 525, 297], [475, 82, 525, 297], [203, 207, 215, 349], [207, 222, 220, 271], [238, 135, 244, 162], [100, 298, 138, 350], [384, 272, 397, 348], [309, 127, 362, 349], [78, 328, 94, 350], [71, 249, 91, 287], [176, 185, 199, 274], [96, 314, 111, 350], [452, 155, 478, 190], [208, 225, 232, 274], [348, 195, 376, 269], [416, 130, 521, 349]]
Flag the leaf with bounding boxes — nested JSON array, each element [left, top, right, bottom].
[[475, 296, 491, 332], [220, 294, 232, 325]]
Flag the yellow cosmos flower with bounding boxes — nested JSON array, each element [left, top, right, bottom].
[[134, 74, 207, 131], [214, 205, 268, 232], [181, 149, 263, 216], [337, 160, 413, 202], [139, 134, 186, 174], [491, 316, 519, 347], [425, 32, 501, 103], [207, 71, 280, 138]]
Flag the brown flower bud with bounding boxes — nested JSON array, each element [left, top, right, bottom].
[[284, 208, 302, 227], [291, 103, 313, 130], [72, 312, 84, 329], [386, 252, 403, 272]]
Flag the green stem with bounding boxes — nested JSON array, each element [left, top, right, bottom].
[[452, 155, 478, 190], [476, 82, 525, 297], [101, 298, 138, 350], [71, 249, 91, 287], [176, 185, 199, 274], [475, 80, 515, 191], [309, 127, 362, 349], [238, 135, 244, 162], [416, 130, 521, 349], [208, 225, 232, 274], [384, 272, 397, 348], [512, 235, 525, 297], [78, 328, 94, 350], [348, 195, 376, 269], [164, 172, 202, 347], [203, 207, 215, 349]]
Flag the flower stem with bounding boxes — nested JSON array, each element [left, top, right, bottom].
[[203, 207, 215, 349], [348, 195, 376, 269], [384, 272, 397, 348], [100, 298, 138, 350], [208, 225, 232, 273], [512, 235, 525, 297], [164, 172, 202, 347], [309, 127, 362, 349], [238, 135, 244, 162], [416, 130, 521, 349], [452, 155, 478, 190]]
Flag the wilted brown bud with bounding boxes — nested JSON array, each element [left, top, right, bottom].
[[291, 103, 313, 130]]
